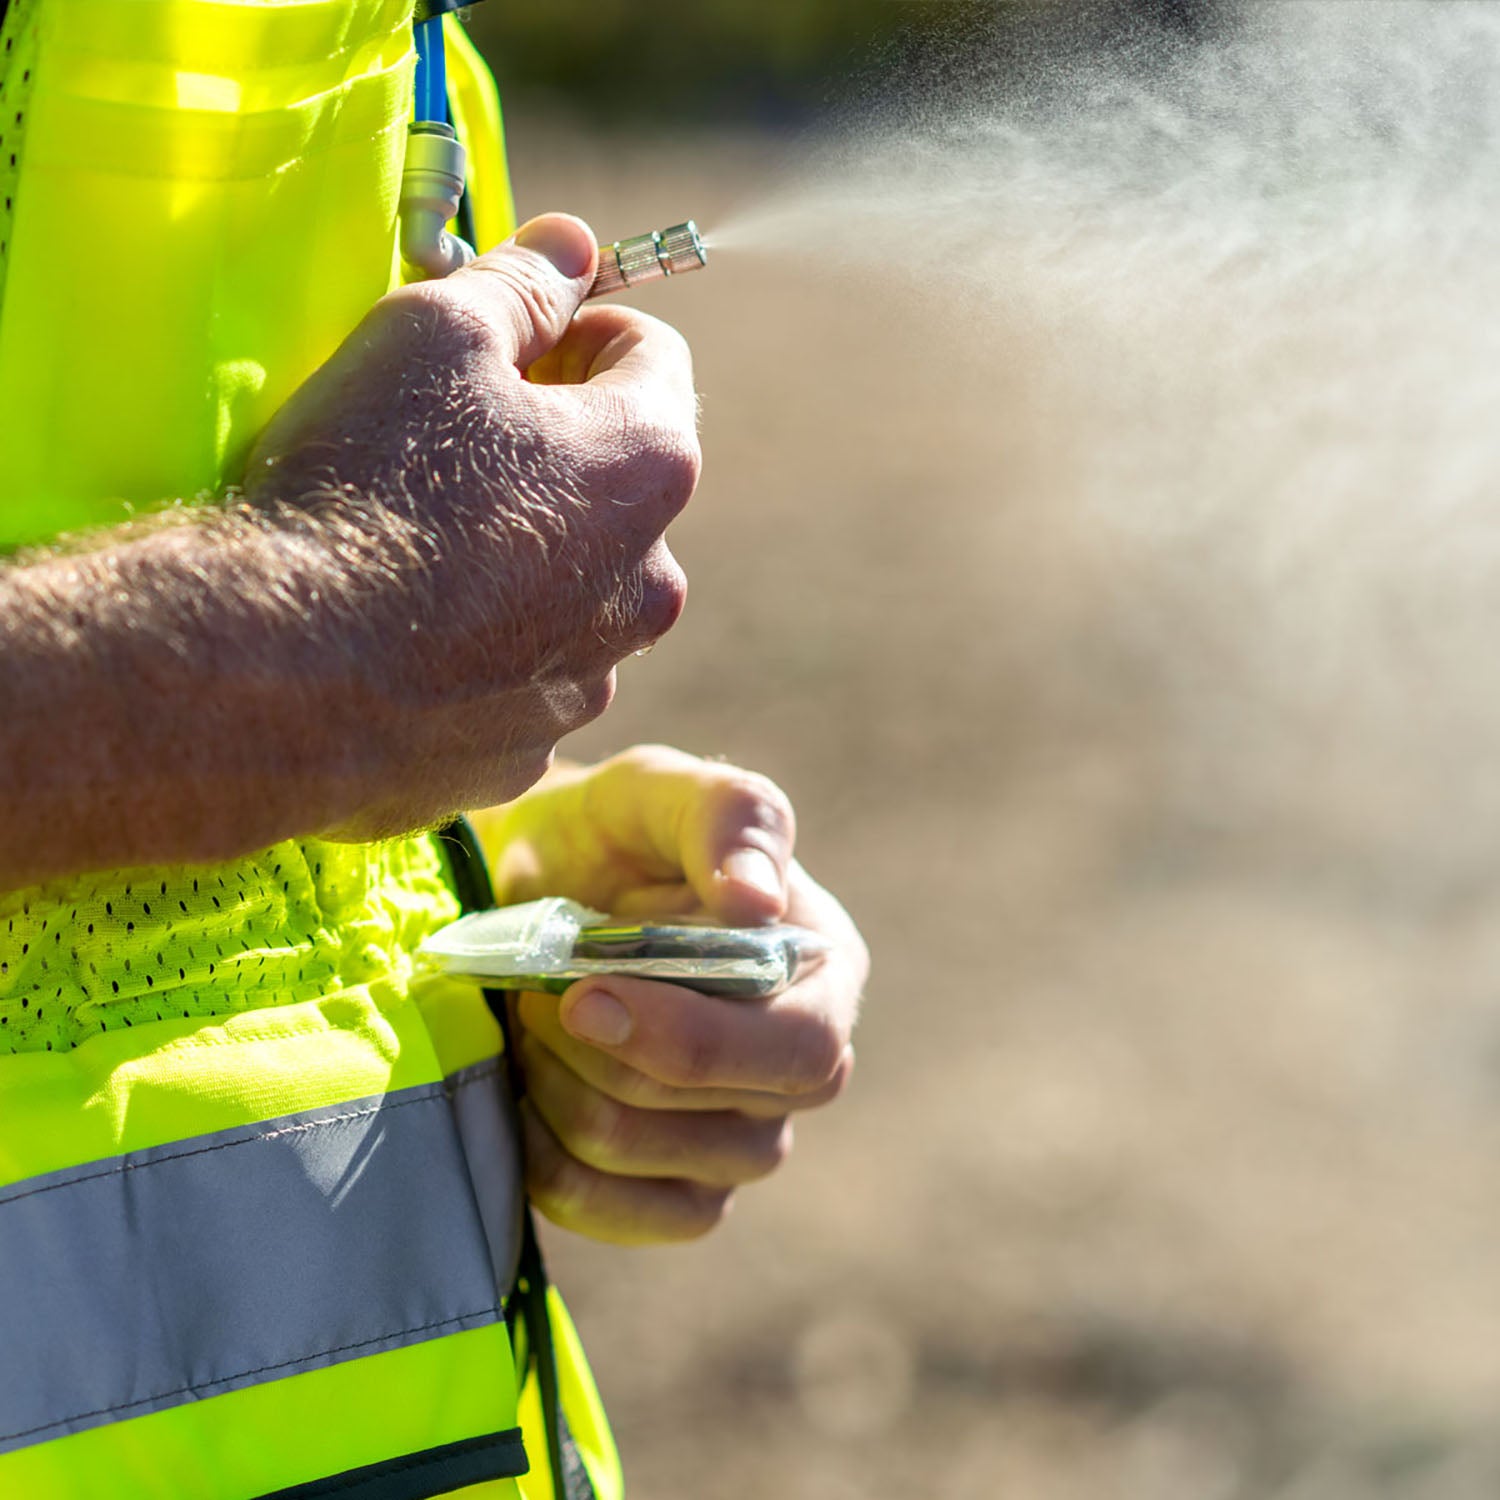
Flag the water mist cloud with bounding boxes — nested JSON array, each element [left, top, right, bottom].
[[725, 0, 1500, 897]]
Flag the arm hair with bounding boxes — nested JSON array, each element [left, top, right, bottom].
[[0, 497, 440, 888]]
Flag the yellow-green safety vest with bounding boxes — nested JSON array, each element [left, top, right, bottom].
[[0, 3, 621, 1496]]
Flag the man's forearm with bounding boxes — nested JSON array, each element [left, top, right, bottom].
[[0, 509, 408, 889], [0, 220, 703, 892]]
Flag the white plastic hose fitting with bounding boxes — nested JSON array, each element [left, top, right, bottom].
[[399, 122, 476, 279]]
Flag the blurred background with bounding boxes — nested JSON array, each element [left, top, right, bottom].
[[466, 3, 1500, 1497]]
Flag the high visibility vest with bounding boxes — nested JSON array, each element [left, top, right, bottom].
[[0, 4, 621, 1497]]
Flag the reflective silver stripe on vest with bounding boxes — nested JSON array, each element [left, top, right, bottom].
[[0, 1059, 523, 1455]]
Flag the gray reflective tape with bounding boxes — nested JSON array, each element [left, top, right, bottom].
[[450, 1058, 526, 1296], [0, 1061, 523, 1454]]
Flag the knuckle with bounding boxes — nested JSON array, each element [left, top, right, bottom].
[[665, 320, 696, 372], [531, 1181, 594, 1238], [819, 1050, 855, 1107], [580, 398, 701, 521], [524, 1126, 584, 1218], [612, 743, 698, 780], [788, 1054, 852, 1113], [836, 1046, 857, 1093], [676, 1187, 734, 1242], [715, 771, 796, 847], [526, 1161, 569, 1219], [640, 313, 693, 369], [623, 310, 696, 386], [747, 1119, 794, 1181], [639, 551, 688, 644], [784, 1013, 847, 1093], [601, 743, 699, 801], [648, 423, 703, 514], [379, 280, 444, 322]]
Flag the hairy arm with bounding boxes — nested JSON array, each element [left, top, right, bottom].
[[1, 506, 442, 887], [0, 215, 699, 891]]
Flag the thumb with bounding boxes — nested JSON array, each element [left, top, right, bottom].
[[684, 771, 797, 928], [450, 212, 599, 369]]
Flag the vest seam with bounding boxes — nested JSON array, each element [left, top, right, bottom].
[[0, 1060, 501, 1207]]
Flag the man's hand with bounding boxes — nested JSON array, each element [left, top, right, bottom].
[[0, 216, 700, 885], [247, 214, 701, 835], [472, 746, 869, 1245]]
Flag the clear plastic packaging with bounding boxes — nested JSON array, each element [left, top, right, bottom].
[[420, 898, 826, 999]]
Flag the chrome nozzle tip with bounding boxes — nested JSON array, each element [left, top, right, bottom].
[[658, 220, 708, 274], [589, 219, 709, 299]]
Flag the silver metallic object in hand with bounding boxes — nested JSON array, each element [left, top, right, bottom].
[[588, 221, 708, 299]]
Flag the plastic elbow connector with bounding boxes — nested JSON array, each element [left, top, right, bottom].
[[399, 122, 475, 279]]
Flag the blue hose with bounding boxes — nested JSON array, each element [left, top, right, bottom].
[[413, 15, 447, 123]]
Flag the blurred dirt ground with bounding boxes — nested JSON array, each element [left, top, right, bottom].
[[502, 122, 1500, 1500]]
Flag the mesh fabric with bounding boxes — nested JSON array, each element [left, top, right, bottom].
[[0, 837, 461, 1055], [0, 0, 38, 308]]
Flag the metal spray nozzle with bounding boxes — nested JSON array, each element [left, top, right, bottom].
[[588, 222, 708, 300]]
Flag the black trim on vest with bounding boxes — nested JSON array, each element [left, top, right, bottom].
[[438, 817, 593, 1500], [255, 1429, 528, 1500], [437, 817, 530, 1128]]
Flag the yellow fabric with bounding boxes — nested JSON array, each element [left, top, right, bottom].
[[0, 1324, 522, 1499], [0, 0, 518, 550], [514, 1290, 625, 1500], [0, 976, 481, 1189], [0, 0, 518, 1058], [411, 967, 509, 1078], [0, 0, 412, 547], [445, 13, 514, 253], [0, 0, 42, 310], [0, 835, 461, 1058], [0, 1, 623, 1492]]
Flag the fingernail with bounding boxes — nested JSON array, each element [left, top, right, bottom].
[[562, 987, 633, 1046], [722, 848, 783, 901], [514, 215, 594, 279]]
